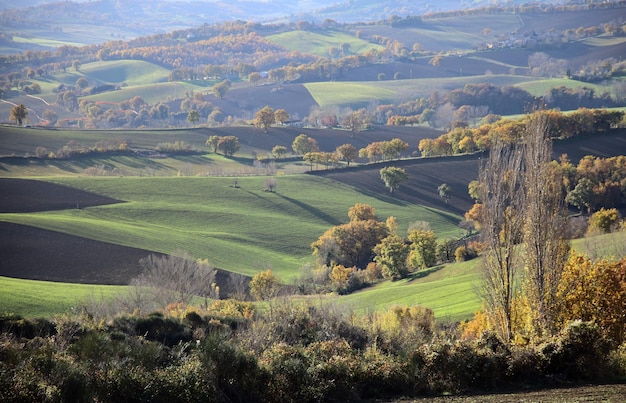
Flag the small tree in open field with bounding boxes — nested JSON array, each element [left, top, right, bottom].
[[437, 183, 451, 204], [10, 104, 28, 126], [380, 167, 408, 193]]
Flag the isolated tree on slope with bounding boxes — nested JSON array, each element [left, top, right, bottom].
[[10, 104, 28, 126], [206, 135, 220, 153], [274, 108, 289, 125], [380, 166, 408, 193], [217, 135, 241, 156], [438, 183, 452, 204], [213, 79, 231, 99], [292, 133, 318, 155], [187, 110, 200, 125]]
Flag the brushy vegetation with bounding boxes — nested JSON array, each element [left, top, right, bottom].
[[1, 300, 624, 402]]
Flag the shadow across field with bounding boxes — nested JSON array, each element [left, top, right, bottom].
[[1, 178, 251, 290], [0, 178, 121, 213], [275, 193, 342, 227]]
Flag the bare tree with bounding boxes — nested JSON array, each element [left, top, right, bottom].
[[132, 251, 217, 309], [520, 114, 569, 337], [478, 139, 524, 341]]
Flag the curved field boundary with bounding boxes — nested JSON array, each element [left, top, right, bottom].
[[0, 221, 161, 285], [0, 178, 121, 213]]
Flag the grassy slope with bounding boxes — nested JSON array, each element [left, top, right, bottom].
[[8, 23, 142, 48], [0, 276, 123, 318], [78, 60, 172, 86], [515, 78, 615, 98], [352, 14, 523, 52], [0, 176, 463, 279], [31, 60, 172, 95], [0, 126, 208, 157], [81, 82, 197, 105], [266, 29, 384, 57], [334, 259, 482, 322], [13, 60, 208, 117], [2, 229, 624, 320], [305, 75, 533, 107]]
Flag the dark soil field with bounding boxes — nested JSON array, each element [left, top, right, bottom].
[[0, 221, 160, 285], [0, 179, 157, 284], [408, 382, 626, 402], [0, 179, 242, 290], [0, 178, 121, 213]]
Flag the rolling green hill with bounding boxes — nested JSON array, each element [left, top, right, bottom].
[[78, 60, 172, 86], [266, 29, 384, 57], [40, 60, 172, 88], [4, 231, 624, 320], [0, 176, 463, 280], [305, 75, 534, 108]]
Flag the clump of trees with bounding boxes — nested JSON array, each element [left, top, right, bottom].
[[309, 204, 469, 293], [156, 141, 194, 153], [33, 139, 130, 159], [420, 108, 624, 157], [359, 138, 409, 162], [205, 135, 241, 156]]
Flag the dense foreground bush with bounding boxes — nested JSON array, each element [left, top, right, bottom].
[[0, 306, 624, 402]]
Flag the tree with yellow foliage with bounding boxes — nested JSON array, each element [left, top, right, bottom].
[[556, 253, 626, 344], [249, 269, 280, 301]]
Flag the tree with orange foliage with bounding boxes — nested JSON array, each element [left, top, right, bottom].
[[312, 204, 387, 269]]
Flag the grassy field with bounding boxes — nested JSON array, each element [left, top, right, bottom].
[[0, 126, 213, 157], [515, 78, 614, 97], [20, 60, 201, 109], [8, 24, 143, 47], [329, 258, 482, 322], [0, 276, 123, 318], [0, 153, 251, 177], [3, 231, 625, 321], [353, 14, 523, 52], [266, 29, 384, 57], [1, 175, 463, 279], [81, 82, 200, 105], [77, 60, 172, 86], [0, 258, 481, 321], [305, 75, 533, 107]]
